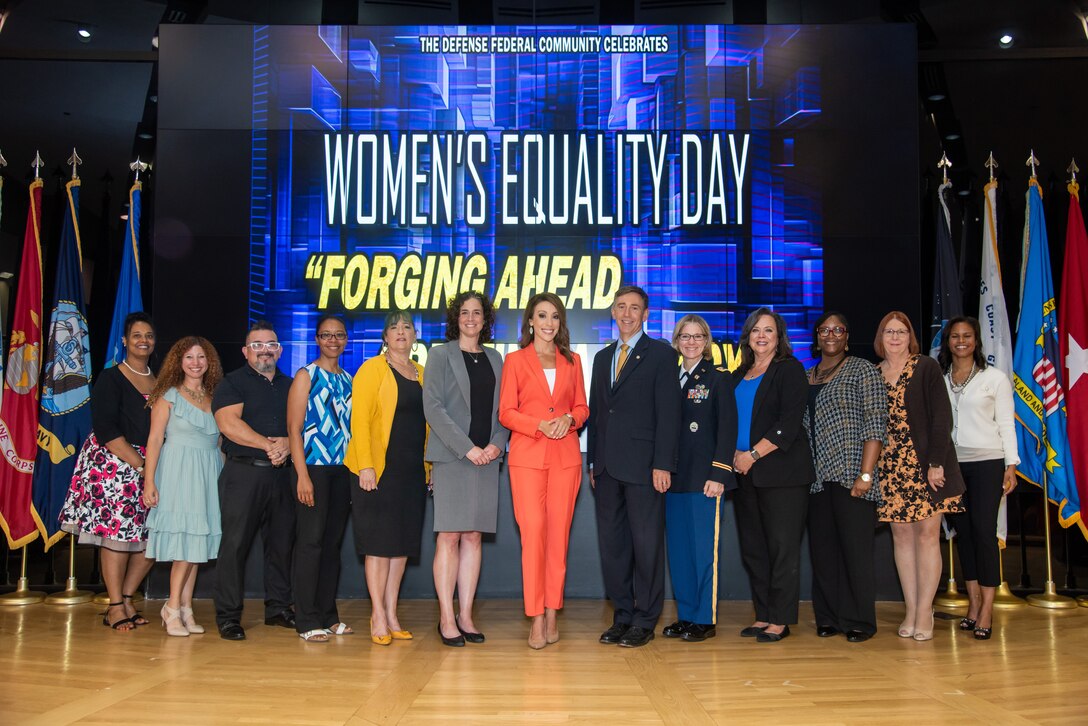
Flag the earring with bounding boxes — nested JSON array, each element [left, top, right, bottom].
[[412, 341, 419, 352], [529, 324, 534, 336]]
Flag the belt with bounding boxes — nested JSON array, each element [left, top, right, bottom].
[[228, 455, 275, 468]]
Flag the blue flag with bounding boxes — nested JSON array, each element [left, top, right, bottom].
[[104, 182, 144, 368], [31, 179, 93, 549], [929, 181, 963, 358], [1012, 179, 1080, 526]]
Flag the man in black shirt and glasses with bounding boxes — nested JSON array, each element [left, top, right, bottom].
[[212, 321, 295, 641]]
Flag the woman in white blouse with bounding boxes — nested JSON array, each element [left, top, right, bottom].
[[938, 316, 1019, 640]]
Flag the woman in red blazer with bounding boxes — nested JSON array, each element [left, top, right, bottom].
[[499, 292, 590, 649]]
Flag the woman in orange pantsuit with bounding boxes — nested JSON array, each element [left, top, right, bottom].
[[499, 292, 590, 649]]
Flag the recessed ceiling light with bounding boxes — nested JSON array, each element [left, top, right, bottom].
[[77, 25, 91, 41], [999, 34, 1014, 48]]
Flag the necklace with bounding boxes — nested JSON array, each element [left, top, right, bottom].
[[181, 384, 206, 404], [948, 364, 978, 393], [811, 356, 846, 383], [122, 359, 152, 377], [464, 350, 481, 364], [385, 353, 418, 380]]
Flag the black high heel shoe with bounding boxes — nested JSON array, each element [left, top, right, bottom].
[[958, 617, 976, 631], [437, 623, 465, 647], [974, 626, 992, 640], [122, 594, 149, 626]]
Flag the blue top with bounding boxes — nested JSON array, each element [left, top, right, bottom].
[[735, 374, 762, 451], [611, 329, 644, 385], [303, 363, 353, 465]]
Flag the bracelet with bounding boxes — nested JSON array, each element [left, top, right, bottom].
[[565, 413, 576, 423]]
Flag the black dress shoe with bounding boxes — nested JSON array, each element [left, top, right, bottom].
[[739, 625, 768, 638], [265, 610, 296, 628], [681, 623, 716, 642], [755, 625, 790, 643], [618, 625, 655, 648], [845, 630, 872, 643], [437, 623, 465, 647], [816, 625, 840, 638], [219, 622, 246, 641], [662, 620, 691, 638], [599, 622, 630, 644], [456, 615, 485, 644]]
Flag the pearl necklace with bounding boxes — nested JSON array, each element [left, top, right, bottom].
[[122, 359, 152, 377], [948, 364, 978, 393]]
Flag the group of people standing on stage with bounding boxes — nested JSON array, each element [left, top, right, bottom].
[[55, 289, 1018, 649]]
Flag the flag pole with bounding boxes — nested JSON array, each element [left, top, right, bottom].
[[45, 535, 93, 605], [993, 550, 1025, 608], [934, 537, 969, 607], [0, 546, 46, 606], [1026, 472, 1077, 608]]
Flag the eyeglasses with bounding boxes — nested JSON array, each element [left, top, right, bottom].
[[882, 329, 910, 338], [317, 332, 347, 341], [678, 333, 708, 342], [247, 341, 282, 351], [817, 326, 847, 338]]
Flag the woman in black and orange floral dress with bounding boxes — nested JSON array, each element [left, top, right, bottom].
[[874, 311, 964, 642]]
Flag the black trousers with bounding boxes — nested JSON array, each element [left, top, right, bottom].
[[807, 482, 877, 635], [947, 459, 1004, 587], [214, 459, 296, 627], [293, 464, 351, 633], [593, 472, 666, 629], [734, 475, 808, 625]]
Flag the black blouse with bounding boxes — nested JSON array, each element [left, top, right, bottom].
[[463, 350, 495, 448], [91, 366, 152, 447]]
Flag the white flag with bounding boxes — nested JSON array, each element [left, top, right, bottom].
[[979, 178, 1014, 546]]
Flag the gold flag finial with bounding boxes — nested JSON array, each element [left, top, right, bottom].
[[985, 152, 998, 182], [1026, 150, 1040, 179], [130, 157, 150, 181], [67, 148, 83, 180], [1068, 158, 1080, 184], [938, 152, 951, 184], [31, 151, 44, 179]]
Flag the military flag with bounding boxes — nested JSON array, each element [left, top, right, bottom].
[[930, 180, 963, 358], [1059, 173, 1088, 537], [103, 182, 143, 368]]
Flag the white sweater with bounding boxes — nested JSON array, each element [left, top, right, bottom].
[[944, 365, 1020, 466]]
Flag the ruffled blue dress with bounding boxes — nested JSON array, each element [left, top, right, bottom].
[[146, 388, 223, 563]]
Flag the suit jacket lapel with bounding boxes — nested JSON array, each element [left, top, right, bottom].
[[750, 360, 777, 435], [526, 348, 554, 402], [448, 342, 472, 408], [613, 335, 650, 391]]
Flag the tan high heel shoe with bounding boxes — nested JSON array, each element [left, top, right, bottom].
[[179, 605, 205, 634], [161, 604, 190, 637]]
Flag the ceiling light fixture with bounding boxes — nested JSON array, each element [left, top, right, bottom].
[[999, 33, 1014, 48], [77, 25, 91, 41]]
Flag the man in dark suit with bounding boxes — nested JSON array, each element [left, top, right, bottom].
[[587, 285, 681, 647]]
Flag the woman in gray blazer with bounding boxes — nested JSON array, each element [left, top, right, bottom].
[[423, 291, 509, 647]]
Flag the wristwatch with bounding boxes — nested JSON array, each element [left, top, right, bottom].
[[749, 448, 761, 461], [859, 472, 872, 483]]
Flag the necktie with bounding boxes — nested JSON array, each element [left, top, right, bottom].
[[615, 343, 630, 379], [680, 370, 689, 389]]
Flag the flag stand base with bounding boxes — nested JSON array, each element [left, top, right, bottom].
[[933, 578, 969, 608], [1026, 581, 1078, 609], [0, 578, 47, 607], [1077, 595, 1088, 608], [46, 578, 94, 605], [992, 581, 1026, 609]]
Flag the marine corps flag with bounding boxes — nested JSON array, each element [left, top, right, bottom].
[[0, 179, 45, 548], [104, 182, 143, 368], [1013, 178, 1080, 528], [32, 178, 93, 549], [1059, 175, 1088, 537]]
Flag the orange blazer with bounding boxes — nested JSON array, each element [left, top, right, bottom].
[[499, 346, 590, 470]]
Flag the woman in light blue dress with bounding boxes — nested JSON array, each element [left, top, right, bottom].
[[143, 336, 224, 637]]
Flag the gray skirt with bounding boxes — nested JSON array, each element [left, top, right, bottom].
[[431, 457, 501, 533]]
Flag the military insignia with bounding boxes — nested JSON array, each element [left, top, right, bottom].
[[689, 422, 699, 432], [687, 384, 710, 402]]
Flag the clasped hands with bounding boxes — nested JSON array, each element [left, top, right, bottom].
[[466, 444, 502, 466], [265, 436, 290, 467], [537, 415, 574, 440]]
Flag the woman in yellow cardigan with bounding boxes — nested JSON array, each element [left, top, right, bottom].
[[345, 311, 427, 645]]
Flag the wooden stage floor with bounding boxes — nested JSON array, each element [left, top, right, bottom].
[[1, 598, 1086, 725]]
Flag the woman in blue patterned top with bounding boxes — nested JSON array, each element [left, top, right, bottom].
[[287, 315, 354, 642], [802, 311, 887, 642]]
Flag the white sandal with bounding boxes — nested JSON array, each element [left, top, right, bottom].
[[325, 622, 354, 636], [299, 629, 329, 642]]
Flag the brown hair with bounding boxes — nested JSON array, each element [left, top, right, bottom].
[[937, 315, 988, 373], [671, 314, 713, 360], [444, 290, 496, 343], [518, 293, 574, 363], [148, 336, 224, 407], [738, 307, 793, 372], [873, 311, 920, 358]]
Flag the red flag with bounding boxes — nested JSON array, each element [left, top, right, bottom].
[[0, 179, 44, 547], [1060, 180, 1088, 539]]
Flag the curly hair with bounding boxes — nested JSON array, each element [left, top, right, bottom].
[[148, 336, 224, 407], [444, 290, 496, 343], [518, 292, 574, 363]]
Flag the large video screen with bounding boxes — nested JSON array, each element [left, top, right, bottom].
[[155, 24, 919, 373]]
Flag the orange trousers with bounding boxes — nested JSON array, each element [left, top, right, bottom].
[[508, 464, 583, 617]]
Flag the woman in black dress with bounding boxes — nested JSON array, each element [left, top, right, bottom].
[[59, 312, 157, 630], [345, 311, 427, 645]]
